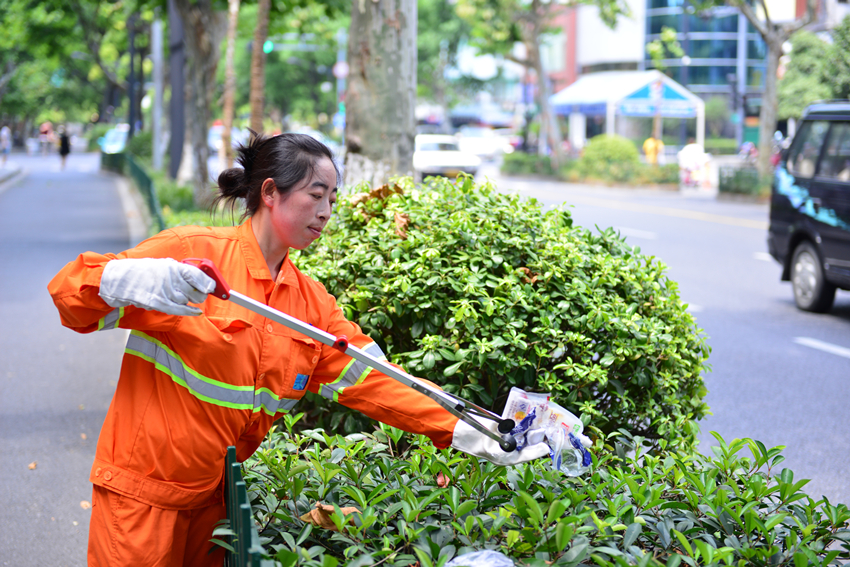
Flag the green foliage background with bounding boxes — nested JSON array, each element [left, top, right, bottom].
[[291, 176, 710, 451]]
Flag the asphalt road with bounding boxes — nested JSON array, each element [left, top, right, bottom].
[[1, 153, 848, 566], [0, 152, 128, 566], [480, 161, 850, 507]]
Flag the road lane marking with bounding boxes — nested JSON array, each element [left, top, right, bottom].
[[794, 337, 850, 360], [753, 252, 774, 262], [563, 194, 769, 230], [614, 226, 658, 240]]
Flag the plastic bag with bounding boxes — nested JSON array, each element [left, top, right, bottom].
[[501, 387, 592, 476], [444, 549, 515, 567]]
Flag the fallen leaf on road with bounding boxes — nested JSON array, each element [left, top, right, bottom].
[[78, 404, 85, 410], [80, 433, 87, 440], [80, 501, 91, 510], [28, 461, 37, 470], [299, 502, 360, 531]]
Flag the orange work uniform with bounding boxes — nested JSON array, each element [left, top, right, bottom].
[[48, 219, 459, 566]]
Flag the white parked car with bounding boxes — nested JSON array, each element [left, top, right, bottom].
[[413, 134, 481, 180], [456, 126, 512, 161]]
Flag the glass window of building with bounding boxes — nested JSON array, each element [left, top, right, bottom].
[[689, 39, 738, 59], [649, 14, 681, 34], [747, 39, 767, 60], [747, 66, 765, 87]]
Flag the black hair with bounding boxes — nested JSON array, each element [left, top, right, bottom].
[[214, 131, 341, 218]]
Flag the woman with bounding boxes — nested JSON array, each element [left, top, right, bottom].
[[48, 133, 547, 567]]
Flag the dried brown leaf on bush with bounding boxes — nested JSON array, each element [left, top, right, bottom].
[[436, 471, 450, 488], [299, 502, 360, 531], [394, 212, 410, 239], [519, 267, 539, 284]]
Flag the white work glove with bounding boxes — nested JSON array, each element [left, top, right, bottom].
[[451, 417, 550, 466], [99, 258, 216, 316]]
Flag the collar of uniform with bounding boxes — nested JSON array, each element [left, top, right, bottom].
[[237, 218, 297, 287]]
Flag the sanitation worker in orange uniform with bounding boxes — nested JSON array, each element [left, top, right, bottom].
[[48, 133, 549, 567]]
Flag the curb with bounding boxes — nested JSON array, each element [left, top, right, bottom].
[[100, 170, 151, 247], [0, 165, 26, 197]]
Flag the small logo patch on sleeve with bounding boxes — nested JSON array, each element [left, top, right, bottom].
[[293, 374, 309, 391]]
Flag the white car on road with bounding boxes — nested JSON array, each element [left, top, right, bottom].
[[413, 134, 481, 180]]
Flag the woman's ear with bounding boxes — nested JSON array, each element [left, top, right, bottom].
[[260, 178, 277, 207]]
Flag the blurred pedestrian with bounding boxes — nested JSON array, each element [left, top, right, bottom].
[[0, 124, 11, 167], [642, 136, 664, 166], [58, 127, 71, 170], [39, 121, 54, 155], [678, 138, 708, 187]]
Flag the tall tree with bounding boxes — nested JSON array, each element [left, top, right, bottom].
[[776, 30, 832, 121], [455, 0, 628, 169], [221, 0, 241, 169], [345, 0, 417, 186], [172, 0, 227, 208], [249, 0, 270, 133], [696, 0, 816, 178]]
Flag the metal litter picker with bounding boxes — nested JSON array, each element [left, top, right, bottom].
[[183, 258, 519, 452]]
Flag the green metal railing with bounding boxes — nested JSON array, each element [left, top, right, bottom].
[[100, 151, 166, 232], [225, 446, 274, 567]]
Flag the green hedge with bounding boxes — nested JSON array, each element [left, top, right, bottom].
[[239, 417, 850, 566], [501, 152, 560, 177], [292, 176, 709, 451], [574, 135, 641, 183]]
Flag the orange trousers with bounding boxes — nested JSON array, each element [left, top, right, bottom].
[[88, 485, 227, 567]]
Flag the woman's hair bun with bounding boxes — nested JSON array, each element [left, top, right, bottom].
[[216, 167, 248, 198]]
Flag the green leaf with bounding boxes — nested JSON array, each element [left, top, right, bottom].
[[455, 500, 476, 517], [444, 361, 464, 376], [623, 522, 642, 547]]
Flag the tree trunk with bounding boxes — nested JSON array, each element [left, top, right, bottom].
[[758, 33, 783, 179], [345, 0, 417, 187], [221, 0, 241, 170], [250, 0, 271, 134], [524, 2, 563, 170], [172, 0, 227, 209]]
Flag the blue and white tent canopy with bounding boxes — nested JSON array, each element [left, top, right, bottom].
[[549, 70, 705, 147]]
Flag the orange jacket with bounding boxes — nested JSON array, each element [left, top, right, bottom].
[[48, 219, 458, 510]]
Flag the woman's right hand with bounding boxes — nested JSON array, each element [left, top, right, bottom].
[[99, 258, 216, 316]]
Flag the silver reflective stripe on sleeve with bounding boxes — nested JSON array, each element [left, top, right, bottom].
[[319, 342, 386, 402], [253, 388, 299, 416], [125, 331, 255, 410], [97, 307, 124, 331]]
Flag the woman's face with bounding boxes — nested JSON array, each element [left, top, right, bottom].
[[263, 156, 338, 251]]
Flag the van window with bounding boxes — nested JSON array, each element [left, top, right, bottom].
[[787, 120, 830, 178], [817, 122, 850, 181]]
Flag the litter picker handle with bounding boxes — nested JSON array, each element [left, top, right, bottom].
[[183, 258, 231, 300], [181, 257, 519, 452]]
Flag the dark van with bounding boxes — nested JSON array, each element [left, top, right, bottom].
[[768, 102, 850, 312]]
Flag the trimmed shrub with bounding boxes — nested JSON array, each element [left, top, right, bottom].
[[718, 167, 768, 196], [500, 151, 560, 177], [239, 419, 850, 566], [126, 130, 153, 159], [293, 176, 710, 451], [575, 135, 641, 182]]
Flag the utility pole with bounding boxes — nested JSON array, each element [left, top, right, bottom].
[[152, 13, 164, 170]]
